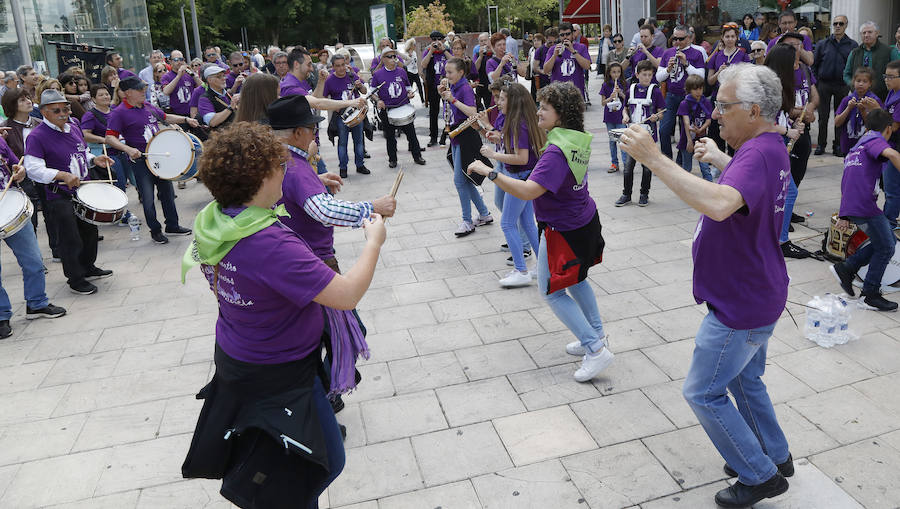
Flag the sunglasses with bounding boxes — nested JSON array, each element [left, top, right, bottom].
[[671, 36, 686, 41], [558, 31, 572, 37], [206, 53, 217, 58], [232, 62, 245, 67], [833, 21, 846, 26], [751, 49, 764, 53], [385, 54, 398, 59], [172, 57, 184, 62], [613, 39, 623, 43], [47, 105, 71, 114]]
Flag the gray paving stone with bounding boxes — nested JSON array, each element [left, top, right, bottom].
[[811, 438, 900, 509], [378, 480, 480, 509], [642, 425, 727, 489], [507, 363, 600, 411], [493, 406, 596, 466], [640, 307, 706, 342], [93, 321, 163, 352], [72, 400, 166, 452], [641, 380, 698, 428], [833, 331, 900, 375], [157, 395, 203, 438], [411, 422, 513, 486], [0, 360, 55, 395], [591, 350, 670, 395], [854, 371, 900, 416], [602, 317, 665, 352], [360, 303, 437, 333], [0, 413, 86, 466], [772, 403, 839, 459], [361, 329, 417, 364], [482, 287, 545, 314], [752, 458, 863, 509], [591, 267, 659, 294], [643, 339, 696, 380], [471, 459, 585, 509], [344, 362, 395, 404], [639, 481, 728, 508], [788, 386, 900, 445], [455, 340, 537, 380], [761, 362, 816, 405], [0, 338, 37, 369], [391, 279, 454, 305], [24, 331, 101, 363], [593, 290, 661, 322], [470, 310, 544, 344], [572, 390, 676, 447], [387, 351, 466, 394], [48, 491, 140, 509], [135, 479, 231, 509], [435, 376, 526, 427], [360, 390, 447, 443], [640, 281, 698, 312], [327, 439, 424, 506], [0, 385, 67, 426], [41, 350, 122, 387], [407, 320, 482, 355], [772, 346, 874, 392], [429, 294, 497, 322], [0, 449, 109, 508], [113, 340, 188, 376], [518, 331, 578, 368], [94, 434, 191, 496], [563, 440, 681, 508]]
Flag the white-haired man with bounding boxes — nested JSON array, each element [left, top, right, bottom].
[[844, 21, 899, 100], [619, 63, 792, 508]]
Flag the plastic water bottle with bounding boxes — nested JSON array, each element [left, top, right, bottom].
[[804, 296, 823, 343], [128, 215, 141, 241], [835, 296, 851, 344], [821, 309, 838, 347]]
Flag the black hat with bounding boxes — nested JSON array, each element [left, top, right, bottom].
[[265, 95, 325, 129], [119, 76, 147, 91], [430, 30, 444, 40], [778, 31, 804, 43]]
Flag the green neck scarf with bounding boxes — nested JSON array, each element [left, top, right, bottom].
[[181, 201, 290, 282], [544, 127, 593, 184]]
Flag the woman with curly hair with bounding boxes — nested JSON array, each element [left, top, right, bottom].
[[181, 121, 386, 508], [468, 82, 613, 382]]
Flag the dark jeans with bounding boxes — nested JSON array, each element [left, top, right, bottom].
[[817, 80, 849, 152], [425, 79, 440, 141], [33, 183, 59, 257], [307, 376, 346, 508], [883, 161, 900, 228], [122, 156, 179, 234], [790, 130, 812, 188], [843, 214, 896, 293], [45, 197, 97, 287], [659, 93, 685, 159], [378, 109, 422, 162], [406, 70, 423, 103], [623, 155, 652, 196]]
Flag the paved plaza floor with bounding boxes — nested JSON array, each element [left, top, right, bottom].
[[1, 75, 900, 508]]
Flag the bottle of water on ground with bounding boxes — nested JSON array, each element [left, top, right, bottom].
[[804, 294, 857, 347], [128, 214, 141, 241]]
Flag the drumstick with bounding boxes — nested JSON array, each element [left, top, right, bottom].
[[390, 169, 404, 198], [0, 173, 13, 203], [102, 144, 113, 183], [142, 152, 172, 157], [84, 180, 117, 184]]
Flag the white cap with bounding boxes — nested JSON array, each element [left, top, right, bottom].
[[203, 65, 227, 79]]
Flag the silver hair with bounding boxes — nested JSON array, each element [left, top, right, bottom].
[[273, 51, 288, 61], [480, 32, 490, 38], [674, 24, 691, 34], [860, 21, 879, 32], [717, 63, 782, 122]]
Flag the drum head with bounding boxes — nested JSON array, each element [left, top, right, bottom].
[[76, 183, 128, 212], [0, 189, 27, 225], [146, 129, 195, 179]]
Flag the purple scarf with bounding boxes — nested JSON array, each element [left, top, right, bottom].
[[846, 91, 870, 140], [324, 307, 369, 396]]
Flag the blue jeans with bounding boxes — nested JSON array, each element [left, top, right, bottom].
[[683, 311, 788, 486], [679, 148, 712, 181], [123, 156, 180, 234], [659, 93, 684, 159], [0, 224, 49, 319], [883, 161, 900, 228], [843, 214, 896, 293], [112, 154, 137, 190], [493, 165, 532, 252], [308, 376, 346, 508], [606, 122, 626, 166], [337, 121, 365, 171], [501, 173, 540, 272], [537, 236, 605, 352], [451, 144, 489, 223], [779, 175, 798, 243]]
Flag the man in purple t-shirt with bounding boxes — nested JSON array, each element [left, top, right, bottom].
[[160, 50, 203, 116], [224, 51, 248, 94], [104, 77, 198, 245], [765, 10, 815, 66], [323, 54, 370, 178], [421, 30, 448, 146], [619, 64, 793, 508], [831, 110, 900, 310], [23, 90, 116, 295], [106, 51, 137, 80], [542, 22, 592, 97], [628, 25, 663, 79], [656, 25, 706, 160], [371, 47, 426, 168]]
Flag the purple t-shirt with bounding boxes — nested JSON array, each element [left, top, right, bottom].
[[886, 89, 900, 148], [706, 48, 751, 98], [504, 121, 538, 174], [625, 83, 666, 140], [793, 65, 816, 109], [117, 68, 137, 80], [189, 86, 205, 111], [423, 49, 448, 80], [0, 137, 19, 182], [676, 95, 713, 150], [630, 45, 664, 74], [543, 42, 591, 94], [197, 89, 231, 120], [599, 80, 625, 124], [160, 71, 196, 115], [280, 73, 311, 97], [528, 144, 596, 230], [840, 131, 893, 217], [658, 46, 705, 96], [448, 78, 476, 147], [370, 55, 405, 72], [370, 66, 411, 108], [24, 121, 92, 200], [485, 56, 515, 83], [106, 101, 166, 153], [837, 91, 883, 153], [691, 132, 789, 329], [81, 108, 120, 156], [323, 73, 360, 101], [276, 150, 334, 259], [204, 208, 335, 364]]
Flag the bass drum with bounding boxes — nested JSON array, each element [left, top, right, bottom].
[[387, 103, 416, 126], [145, 128, 203, 181]]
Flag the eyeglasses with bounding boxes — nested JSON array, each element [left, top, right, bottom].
[[385, 55, 398, 59], [833, 21, 846, 26], [47, 105, 71, 114], [884, 74, 900, 81], [613, 39, 623, 43], [671, 36, 686, 41], [714, 100, 746, 114], [750, 48, 764, 53], [206, 53, 217, 58], [172, 57, 184, 62], [232, 62, 245, 67], [558, 31, 572, 37]]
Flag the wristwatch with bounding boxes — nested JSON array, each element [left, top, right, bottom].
[[488, 170, 498, 181]]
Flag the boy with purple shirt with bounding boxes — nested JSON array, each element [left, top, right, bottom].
[[831, 109, 900, 311], [656, 24, 706, 160], [835, 67, 883, 154], [676, 75, 713, 181], [542, 21, 592, 96], [615, 60, 665, 207]]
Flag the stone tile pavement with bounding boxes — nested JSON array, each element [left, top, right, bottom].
[[0, 74, 899, 508]]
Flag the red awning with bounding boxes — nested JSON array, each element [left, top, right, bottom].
[[563, 0, 601, 24]]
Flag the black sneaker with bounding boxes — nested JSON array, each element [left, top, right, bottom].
[[506, 250, 532, 266], [69, 281, 98, 295], [339, 168, 348, 178], [614, 195, 631, 207], [85, 267, 113, 280], [427, 140, 438, 147], [781, 241, 811, 259], [356, 166, 371, 175], [331, 395, 345, 414], [789, 224, 794, 232], [388, 160, 398, 168], [26, 303, 67, 320], [638, 194, 649, 207], [790, 212, 804, 223], [414, 157, 426, 165], [833, 149, 844, 158], [714, 473, 789, 508], [814, 147, 825, 155], [164, 226, 192, 236], [364, 151, 371, 159], [0, 320, 11, 339], [830, 263, 856, 296], [725, 454, 794, 478], [151, 231, 170, 244], [861, 291, 899, 312]]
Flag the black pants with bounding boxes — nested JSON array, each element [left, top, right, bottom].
[[45, 197, 98, 287], [817, 80, 849, 152], [24, 181, 59, 257], [790, 130, 812, 188], [379, 109, 422, 162], [406, 70, 423, 103], [425, 80, 440, 141], [476, 85, 492, 111], [623, 156, 652, 196]]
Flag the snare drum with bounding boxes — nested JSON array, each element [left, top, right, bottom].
[[73, 183, 128, 225], [145, 128, 203, 181], [0, 188, 34, 239], [342, 105, 368, 127], [387, 103, 416, 126]]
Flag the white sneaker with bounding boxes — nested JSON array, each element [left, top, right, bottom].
[[573, 347, 615, 382], [474, 214, 494, 226], [454, 221, 475, 237], [499, 270, 532, 288], [566, 341, 586, 356]]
